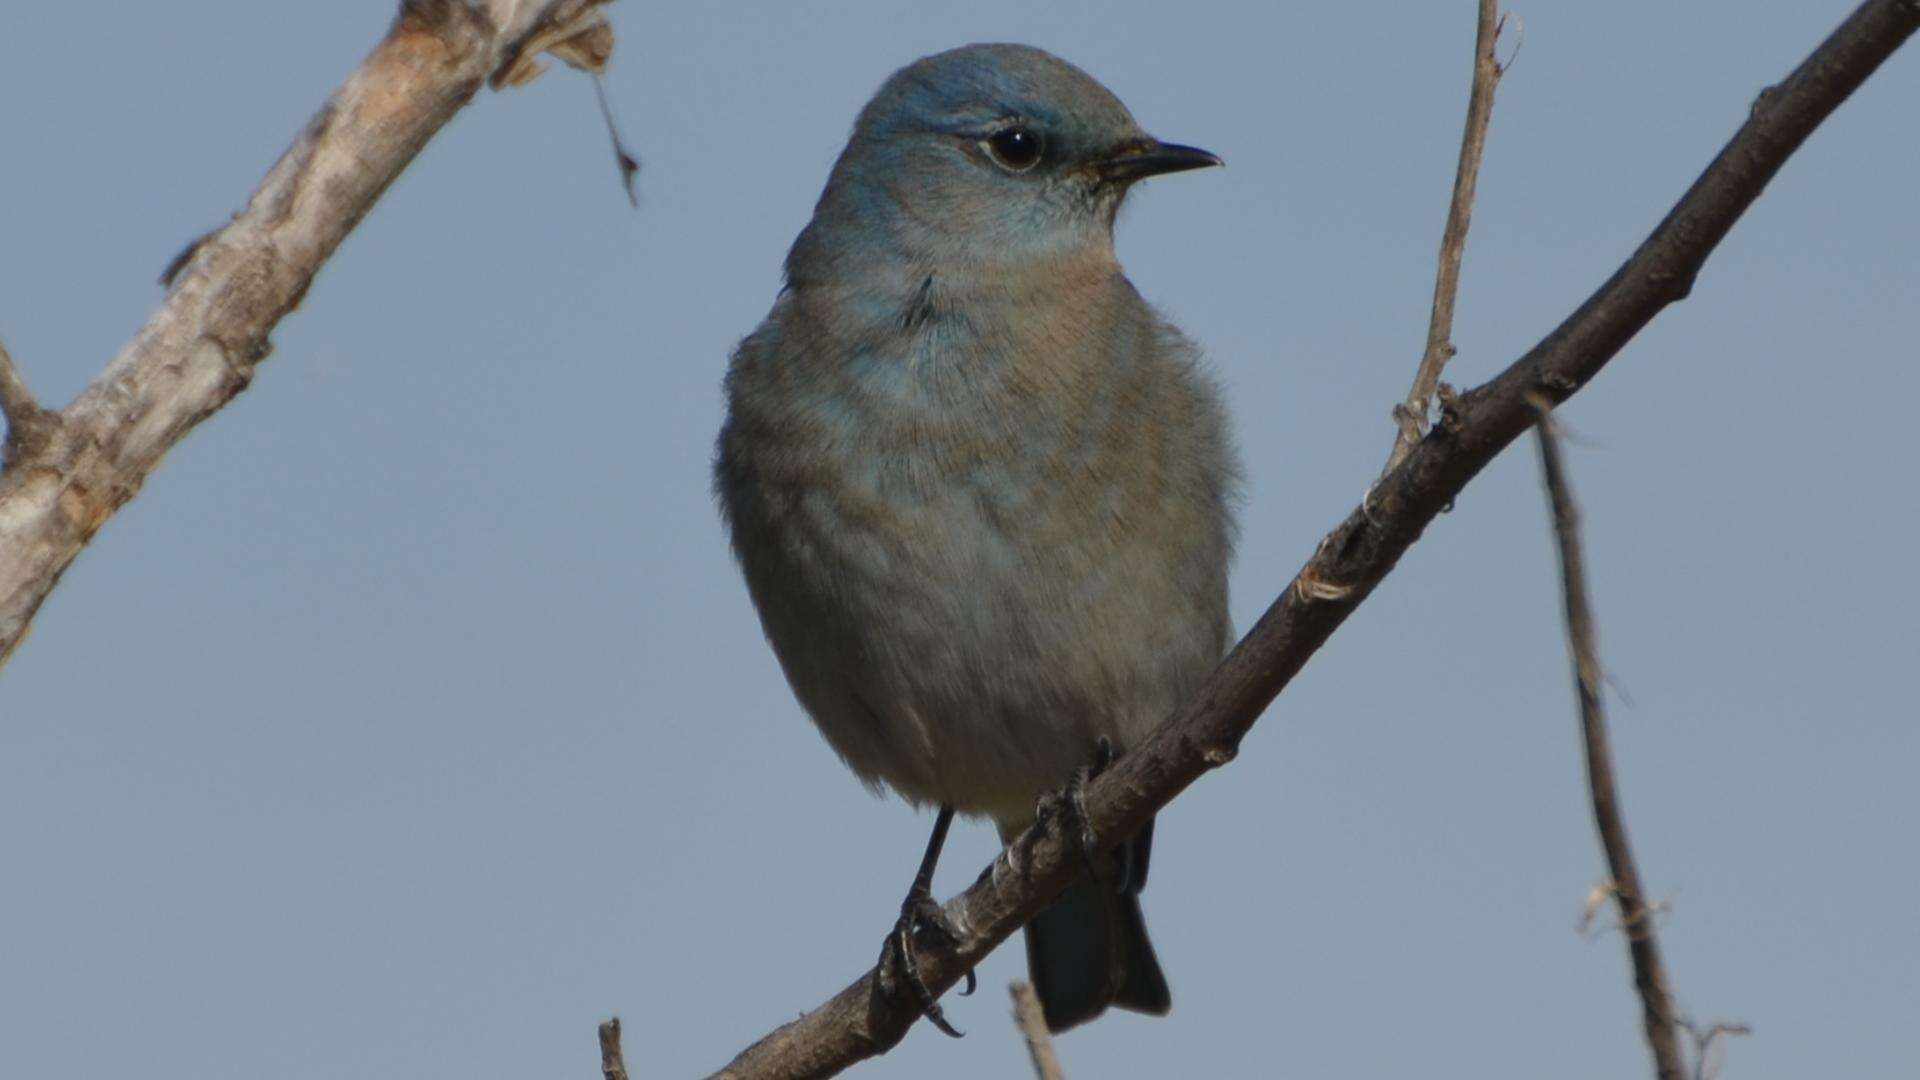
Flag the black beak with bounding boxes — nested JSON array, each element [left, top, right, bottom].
[[1096, 140, 1224, 184]]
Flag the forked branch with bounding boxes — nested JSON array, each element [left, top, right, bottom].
[[1384, 0, 1507, 476]]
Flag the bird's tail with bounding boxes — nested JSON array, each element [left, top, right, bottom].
[[1021, 818, 1172, 1033]]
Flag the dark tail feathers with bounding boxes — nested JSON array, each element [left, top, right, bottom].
[[1023, 818, 1171, 1033]]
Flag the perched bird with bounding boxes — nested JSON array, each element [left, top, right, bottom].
[[715, 43, 1237, 1034]]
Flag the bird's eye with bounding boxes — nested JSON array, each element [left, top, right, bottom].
[[983, 126, 1044, 172]]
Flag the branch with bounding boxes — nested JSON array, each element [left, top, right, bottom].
[[598, 1017, 630, 1080], [1384, 0, 1505, 476], [708, 3, 1919, 1076], [0, 337, 54, 464], [0, 0, 616, 668], [1532, 405, 1684, 1080], [1009, 983, 1065, 1080], [1679, 1018, 1752, 1080]]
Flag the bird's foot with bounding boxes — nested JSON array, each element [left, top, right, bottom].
[[876, 885, 975, 1038], [1023, 736, 1120, 886]]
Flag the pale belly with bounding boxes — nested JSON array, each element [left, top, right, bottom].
[[725, 452, 1224, 824]]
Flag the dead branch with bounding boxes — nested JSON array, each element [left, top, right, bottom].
[[1533, 405, 1684, 1080], [599, 1017, 630, 1080], [706, 4, 1920, 1077], [1009, 982, 1065, 1080], [1679, 1018, 1752, 1080], [1384, 0, 1505, 476], [0, 0, 616, 668]]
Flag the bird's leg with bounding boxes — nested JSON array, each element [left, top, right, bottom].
[[1021, 736, 1122, 886], [1067, 736, 1120, 883], [875, 805, 975, 1038]]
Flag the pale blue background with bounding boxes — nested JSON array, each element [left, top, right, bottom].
[[2, 2, 1915, 1077]]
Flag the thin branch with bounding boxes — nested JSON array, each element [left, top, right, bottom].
[[1384, 0, 1504, 476], [0, 0, 616, 669], [1009, 982, 1065, 1080], [1532, 404, 1684, 1080], [598, 1017, 630, 1080], [1679, 1018, 1752, 1080], [707, 4, 1919, 1077]]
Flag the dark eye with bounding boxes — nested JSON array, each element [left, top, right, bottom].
[[984, 126, 1043, 172]]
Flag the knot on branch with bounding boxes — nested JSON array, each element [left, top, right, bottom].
[[1645, 268, 1695, 304], [1199, 743, 1238, 768], [1389, 401, 1426, 446], [1435, 382, 1465, 434], [1290, 571, 1353, 604], [492, 1, 616, 88], [394, 0, 498, 63]]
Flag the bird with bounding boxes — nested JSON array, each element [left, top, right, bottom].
[[714, 42, 1237, 1035]]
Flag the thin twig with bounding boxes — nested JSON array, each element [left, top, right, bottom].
[[594, 75, 642, 207], [598, 1017, 630, 1080], [1384, 0, 1504, 476], [1532, 401, 1684, 1080], [710, 6, 1919, 1077], [1009, 982, 1065, 1080], [1679, 1018, 1751, 1080]]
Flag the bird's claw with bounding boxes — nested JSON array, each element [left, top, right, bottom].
[[1025, 736, 1120, 886], [877, 889, 973, 1037]]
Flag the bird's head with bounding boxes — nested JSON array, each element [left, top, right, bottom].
[[788, 43, 1220, 288]]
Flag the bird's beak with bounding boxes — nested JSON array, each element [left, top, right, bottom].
[[1096, 140, 1224, 184]]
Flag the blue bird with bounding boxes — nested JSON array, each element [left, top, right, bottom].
[[716, 42, 1237, 1035]]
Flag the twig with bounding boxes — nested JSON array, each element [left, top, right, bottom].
[[1532, 402, 1684, 1080], [709, 5, 1918, 1077], [1679, 1018, 1751, 1080], [598, 1017, 630, 1080], [594, 76, 642, 207], [1383, 0, 1505, 476], [1009, 983, 1065, 1080]]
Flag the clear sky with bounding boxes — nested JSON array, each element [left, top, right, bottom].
[[2, 2, 1915, 1077]]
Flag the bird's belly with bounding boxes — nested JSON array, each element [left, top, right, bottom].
[[738, 460, 1213, 822]]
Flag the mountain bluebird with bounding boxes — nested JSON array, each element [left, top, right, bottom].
[[715, 43, 1237, 1035]]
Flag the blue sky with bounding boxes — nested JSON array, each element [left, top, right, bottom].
[[2, 2, 1915, 1077]]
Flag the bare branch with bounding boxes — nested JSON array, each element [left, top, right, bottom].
[[1009, 983, 1065, 1080], [1384, 0, 1504, 476], [1532, 403, 1684, 1080], [1679, 1018, 1752, 1080], [707, 4, 1919, 1076], [598, 1017, 630, 1080], [0, 0, 615, 668]]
